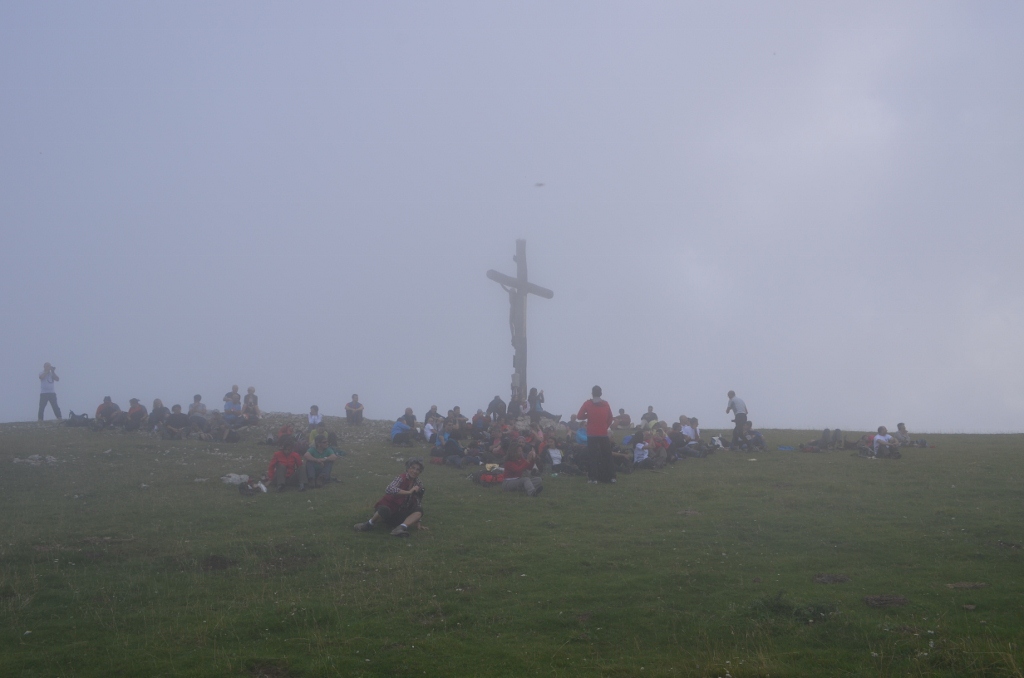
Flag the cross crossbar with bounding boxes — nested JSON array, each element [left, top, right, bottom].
[[485, 269, 554, 299]]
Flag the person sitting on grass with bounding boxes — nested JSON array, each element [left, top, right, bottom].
[[205, 411, 241, 443], [223, 393, 243, 427], [307, 405, 323, 430], [611, 408, 632, 430], [94, 396, 124, 429], [163, 404, 191, 440], [187, 395, 208, 431], [304, 434, 339, 488], [241, 387, 261, 423], [472, 409, 488, 430], [641, 406, 659, 429], [872, 426, 900, 458], [632, 431, 652, 468], [148, 399, 170, 431], [893, 423, 927, 448], [307, 420, 328, 447], [391, 409, 419, 446], [354, 458, 426, 537], [744, 421, 767, 451], [502, 440, 543, 497], [345, 394, 364, 424], [267, 435, 305, 492], [125, 398, 148, 431]]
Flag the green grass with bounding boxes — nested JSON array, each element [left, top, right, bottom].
[[2, 419, 1024, 677]]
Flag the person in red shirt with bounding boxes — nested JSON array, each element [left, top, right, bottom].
[[502, 440, 543, 497], [267, 435, 305, 492], [354, 459, 426, 537], [578, 385, 615, 484]]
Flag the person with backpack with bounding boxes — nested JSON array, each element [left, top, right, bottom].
[[354, 458, 426, 537]]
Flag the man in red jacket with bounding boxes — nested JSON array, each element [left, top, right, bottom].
[[578, 385, 615, 484]]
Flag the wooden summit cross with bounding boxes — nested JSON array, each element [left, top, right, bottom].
[[487, 239, 554, 403]]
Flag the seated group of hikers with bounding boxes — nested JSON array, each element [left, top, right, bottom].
[[86, 386, 262, 441], [264, 425, 347, 492], [388, 400, 750, 479]]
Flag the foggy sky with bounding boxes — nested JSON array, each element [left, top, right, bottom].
[[2, 2, 1023, 433]]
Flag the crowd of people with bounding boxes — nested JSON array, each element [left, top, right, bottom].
[[83, 386, 266, 442], [36, 362, 927, 540], [385, 388, 777, 492]]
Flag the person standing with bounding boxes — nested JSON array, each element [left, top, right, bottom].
[[578, 385, 615, 484], [38, 363, 62, 421], [726, 390, 748, 450]]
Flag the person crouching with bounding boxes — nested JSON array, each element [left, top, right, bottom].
[[353, 458, 426, 537]]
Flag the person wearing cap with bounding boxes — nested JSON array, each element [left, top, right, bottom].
[[124, 398, 149, 431], [38, 363, 62, 421], [354, 458, 426, 537], [345, 394, 364, 424], [94, 396, 123, 429]]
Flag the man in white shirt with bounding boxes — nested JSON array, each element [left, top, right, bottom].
[[38, 363, 62, 421], [726, 391, 747, 450], [872, 426, 899, 458]]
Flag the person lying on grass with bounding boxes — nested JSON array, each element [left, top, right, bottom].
[[354, 458, 426, 537], [267, 434, 305, 492], [304, 435, 338, 488], [502, 441, 544, 497]]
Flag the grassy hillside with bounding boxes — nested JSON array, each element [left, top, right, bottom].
[[1, 418, 1023, 677]]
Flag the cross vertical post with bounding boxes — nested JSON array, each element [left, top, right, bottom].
[[486, 239, 554, 405]]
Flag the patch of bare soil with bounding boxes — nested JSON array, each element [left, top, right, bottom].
[[864, 594, 909, 608], [946, 582, 987, 590], [813, 573, 850, 584], [677, 509, 701, 516]]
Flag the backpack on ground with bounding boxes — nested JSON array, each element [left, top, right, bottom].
[[65, 412, 90, 427]]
